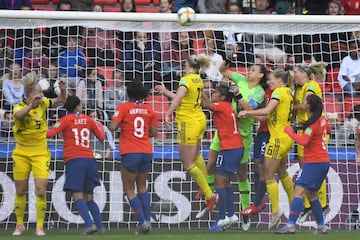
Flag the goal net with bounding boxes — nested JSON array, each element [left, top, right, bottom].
[[0, 10, 359, 231]]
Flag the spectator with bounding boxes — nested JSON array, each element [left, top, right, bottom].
[[197, 0, 227, 13], [158, 0, 173, 53], [199, 37, 223, 83], [338, 40, 360, 97], [341, 0, 360, 15], [302, 0, 331, 14], [58, 36, 87, 90], [68, 0, 93, 11], [173, 0, 198, 12], [88, 109, 115, 159], [0, 37, 13, 77], [0, 111, 13, 138], [2, 63, 24, 110], [124, 31, 160, 90], [252, 0, 271, 14], [81, 5, 116, 67], [23, 38, 49, 76], [45, 0, 82, 60], [13, 4, 35, 67], [162, 31, 193, 90], [39, 62, 61, 99], [272, 0, 293, 14], [327, 0, 343, 14], [104, 69, 128, 118], [0, 0, 32, 10], [159, 0, 173, 12], [76, 67, 103, 110], [121, 0, 136, 12], [227, 1, 242, 14]]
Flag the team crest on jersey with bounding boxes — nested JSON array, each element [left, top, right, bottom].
[[180, 79, 187, 85], [305, 127, 312, 135]]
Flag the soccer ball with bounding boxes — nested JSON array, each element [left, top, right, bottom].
[[177, 7, 196, 26]]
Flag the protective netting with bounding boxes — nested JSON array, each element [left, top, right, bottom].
[[0, 11, 359, 231]]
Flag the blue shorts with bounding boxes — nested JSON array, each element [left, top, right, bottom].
[[295, 162, 330, 191], [64, 158, 100, 194], [121, 153, 153, 174], [253, 131, 270, 165], [215, 148, 243, 177]]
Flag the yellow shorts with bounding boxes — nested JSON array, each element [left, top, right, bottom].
[[176, 118, 206, 145], [264, 136, 293, 160], [12, 145, 51, 180]]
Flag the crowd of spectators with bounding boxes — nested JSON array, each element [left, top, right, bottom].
[[0, 0, 359, 145]]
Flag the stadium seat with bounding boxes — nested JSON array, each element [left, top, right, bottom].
[[318, 81, 331, 93], [97, 66, 115, 89], [31, 0, 50, 4], [52, 0, 59, 5], [136, 7, 159, 13], [326, 68, 342, 93], [145, 94, 171, 141], [192, 38, 205, 55], [153, 0, 160, 6], [322, 96, 341, 114], [34, 6, 56, 11], [342, 97, 360, 121], [322, 96, 341, 123], [134, 0, 151, 5], [103, 7, 121, 12], [94, 0, 118, 5]]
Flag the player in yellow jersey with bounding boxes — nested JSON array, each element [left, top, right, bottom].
[[11, 72, 66, 236], [155, 55, 218, 212], [238, 69, 295, 229], [293, 63, 329, 223]]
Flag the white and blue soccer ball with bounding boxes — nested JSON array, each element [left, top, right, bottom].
[[177, 7, 196, 26]]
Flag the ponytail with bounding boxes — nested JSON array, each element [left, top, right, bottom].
[[302, 94, 323, 130]]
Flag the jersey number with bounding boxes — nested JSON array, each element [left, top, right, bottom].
[[134, 116, 145, 138], [194, 87, 202, 108], [71, 128, 90, 148]]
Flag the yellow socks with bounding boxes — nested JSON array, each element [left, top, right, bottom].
[[187, 164, 212, 200], [36, 195, 47, 228], [14, 194, 26, 225], [266, 180, 279, 214], [319, 179, 327, 208], [194, 154, 207, 177], [280, 174, 294, 204]]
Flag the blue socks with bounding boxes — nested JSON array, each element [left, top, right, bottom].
[[139, 192, 151, 222], [311, 199, 324, 225], [87, 200, 104, 230], [75, 199, 93, 227], [288, 197, 304, 225], [129, 197, 145, 224], [216, 188, 227, 220], [254, 180, 266, 207], [226, 187, 235, 217]]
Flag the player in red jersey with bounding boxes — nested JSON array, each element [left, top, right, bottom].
[[202, 84, 244, 231], [275, 94, 331, 234], [109, 79, 157, 235], [46, 96, 106, 235]]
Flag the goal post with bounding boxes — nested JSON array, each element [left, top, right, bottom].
[[0, 10, 359, 231]]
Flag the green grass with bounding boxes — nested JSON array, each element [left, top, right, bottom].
[[0, 228, 358, 240]]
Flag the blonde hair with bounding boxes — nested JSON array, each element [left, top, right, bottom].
[[187, 55, 210, 72], [23, 72, 40, 97], [310, 62, 327, 82]]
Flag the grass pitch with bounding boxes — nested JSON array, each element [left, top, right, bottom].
[[0, 228, 358, 240]]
